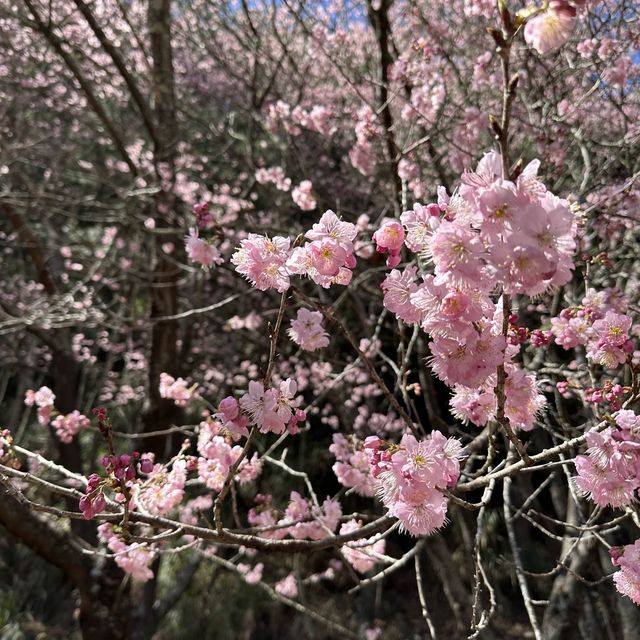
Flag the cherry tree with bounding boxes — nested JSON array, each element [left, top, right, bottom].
[[1, 0, 640, 638]]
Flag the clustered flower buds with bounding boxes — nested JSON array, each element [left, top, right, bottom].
[[79, 474, 106, 520], [584, 381, 627, 410], [193, 201, 215, 228]]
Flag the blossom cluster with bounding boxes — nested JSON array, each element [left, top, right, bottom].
[[79, 421, 264, 530], [574, 410, 640, 508], [217, 378, 305, 438], [24, 387, 92, 443], [340, 519, 386, 573], [330, 433, 377, 497], [379, 152, 569, 429], [51, 410, 90, 444], [248, 491, 342, 541], [265, 100, 334, 137], [255, 166, 291, 192], [288, 308, 330, 351], [159, 372, 197, 406], [584, 381, 627, 411], [196, 419, 262, 491], [291, 180, 317, 211], [25, 386, 56, 426], [365, 432, 463, 536], [451, 364, 546, 431], [98, 523, 156, 582], [231, 211, 358, 290], [611, 539, 640, 605], [288, 210, 358, 286], [231, 234, 292, 291], [349, 106, 380, 176], [550, 290, 634, 369], [134, 457, 188, 516], [80, 451, 155, 519]]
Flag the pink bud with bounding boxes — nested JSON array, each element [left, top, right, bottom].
[[139, 457, 154, 474], [92, 493, 106, 513], [386, 253, 401, 269], [218, 396, 239, 420], [344, 254, 357, 269], [287, 418, 300, 435], [363, 436, 382, 451]]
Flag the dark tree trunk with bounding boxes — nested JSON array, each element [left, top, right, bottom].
[[142, 0, 183, 460], [366, 0, 402, 212]]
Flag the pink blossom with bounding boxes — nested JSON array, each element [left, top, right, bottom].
[[340, 519, 386, 573], [504, 366, 546, 431], [288, 308, 330, 351], [237, 452, 262, 484], [612, 539, 640, 605], [305, 210, 357, 249], [25, 387, 56, 426], [159, 372, 196, 406], [428, 220, 485, 287], [429, 326, 505, 388], [587, 311, 633, 368], [574, 418, 640, 508], [285, 211, 357, 287], [215, 398, 250, 439], [373, 219, 405, 268], [185, 228, 222, 267], [450, 386, 495, 426], [349, 142, 376, 175], [98, 523, 156, 582], [51, 411, 90, 444], [275, 573, 298, 598], [381, 266, 423, 325], [239, 381, 281, 434], [524, 2, 576, 56], [401, 203, 440, 252], [134, 459, 187, 516], [372, 431, 463, 536], [373, 220, 405, 252], [291, 180, 317, 211], [255, 166, 291, 191], [282, 492, 342, 540], [309, 239, 347, 276], [238, 562, 264, 584], [25, 386, 55, 408], [330, 434, 377, 497], [232, 234, 291, 292]]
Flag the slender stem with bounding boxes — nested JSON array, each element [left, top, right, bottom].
[[503, 451, 543, 640], [415, 550, 438, 639], [491, 8, 532, 465], [213, 291, 288, 532]]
